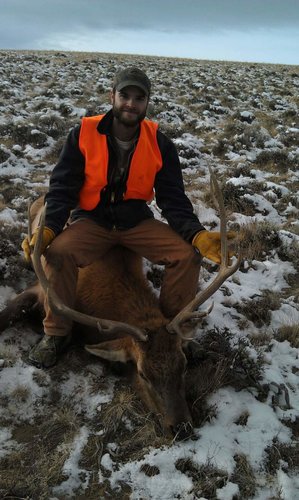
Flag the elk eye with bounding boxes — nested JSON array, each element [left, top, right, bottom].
[[138, 371, 149, 382]]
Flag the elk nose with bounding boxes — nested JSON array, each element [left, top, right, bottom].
[[171, 421, 194, 441]]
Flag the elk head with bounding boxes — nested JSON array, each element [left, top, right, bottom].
[[85, 325, 194, 440]]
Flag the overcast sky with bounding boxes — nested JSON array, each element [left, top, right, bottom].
[[1, 0, 299, 65]]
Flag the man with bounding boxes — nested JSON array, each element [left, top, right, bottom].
[[22, 67, 231, 368]]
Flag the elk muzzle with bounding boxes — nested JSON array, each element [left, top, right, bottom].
[[171, 420, 194, 441], [164, 397, 193, 441]]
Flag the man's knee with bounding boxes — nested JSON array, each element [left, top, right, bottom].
[[44, 232, 73, 270], [190, 247, 202, 269], [173, 242, 202, 270]]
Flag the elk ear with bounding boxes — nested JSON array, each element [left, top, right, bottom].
[[85, 338, 137, 363]]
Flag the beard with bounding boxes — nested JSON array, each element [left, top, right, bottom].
[[112, 104, 146, 127]]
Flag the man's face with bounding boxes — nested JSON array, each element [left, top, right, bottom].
[[111, 86, 149, 127]]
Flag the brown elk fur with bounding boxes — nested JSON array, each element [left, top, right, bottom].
[[76, 247, 166, 332]]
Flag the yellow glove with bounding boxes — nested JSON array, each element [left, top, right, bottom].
[[21, 227, 55, 263], [192, 230, 236, 264]]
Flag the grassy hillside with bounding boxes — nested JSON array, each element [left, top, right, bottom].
[[0, 50, 299, 499]]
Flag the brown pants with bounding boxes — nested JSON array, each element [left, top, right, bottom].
[[42, 218, 201, 336]]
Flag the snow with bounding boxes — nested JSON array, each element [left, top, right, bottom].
[[216, 482, 239, 500], [0, 428, 19, 459], [59, 370, 115, 418], [109, 448, 194, 499], [277, 469, 299, 500], [0, 360, 50, 423], [52, 426, 90, 496], [0, 208, 19, 224]]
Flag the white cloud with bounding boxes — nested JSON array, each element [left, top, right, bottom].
[[38, 26, 299, 65]]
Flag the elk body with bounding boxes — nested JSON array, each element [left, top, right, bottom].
[[0, 171, 241, 440]]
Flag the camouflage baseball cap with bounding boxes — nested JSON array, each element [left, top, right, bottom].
[[114, 67, 151, 96]]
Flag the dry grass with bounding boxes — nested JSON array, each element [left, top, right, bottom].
[[100, 386, 169, 461], [10, 385, 30, 402], [275, 324, 299, 348], [0, 408, 80, 499], [236, 290, 281, 328], [231, 453, 256, 498], [249, 331, 273, 347], [0, 343, 19, 365], [254, 111, 280, 136], [255, 150, 296, 174], [238, 220, 281, 261], [175, 458, 229, 498], [265, 439, 299, 474]]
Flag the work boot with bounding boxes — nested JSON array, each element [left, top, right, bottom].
[[28, 333, 71, 368]]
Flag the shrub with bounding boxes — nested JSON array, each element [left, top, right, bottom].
[[38, 113, 66, 138], [175, 459, 229, 498], [265, 439, 299, 474], [222, 183, 256, 215], [255, 150, 295, 173], [275, 324, 299, 348], [0, 146, 10, 163], [236, 290, 281, 328], [239, 221, 281, 261]]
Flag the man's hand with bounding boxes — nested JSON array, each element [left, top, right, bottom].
[[192, 230, 236, 264], [21, 227, 55, 263]]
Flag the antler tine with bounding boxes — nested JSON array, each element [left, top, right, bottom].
[[27, 200, 33, 243], [210, 173, 219, 213], [167, 168, 242, 334], [31, 202, 49, 291], [209, 166, 228, 267], [30, 204, 148, 342]]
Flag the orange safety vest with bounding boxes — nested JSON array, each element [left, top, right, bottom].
[[78, 115, 163, 210]]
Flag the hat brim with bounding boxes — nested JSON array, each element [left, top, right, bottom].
[[115, 80, 149, 95]]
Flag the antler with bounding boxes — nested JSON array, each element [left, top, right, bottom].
[[167, 167, 242, 335], [27, 200, 33, 242], [30, 204, 148, 342]]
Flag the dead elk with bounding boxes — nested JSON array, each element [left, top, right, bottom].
[[0, 171, 241, 440]]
